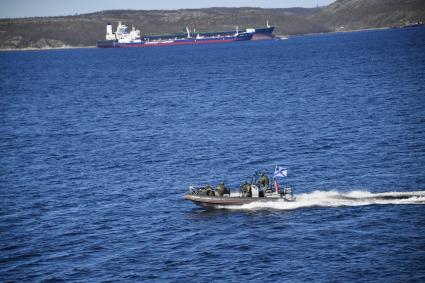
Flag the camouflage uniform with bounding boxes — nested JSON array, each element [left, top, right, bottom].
[[241, 182, 251, 197], [203, 185, 214, 196], [216, 181, 226, 196], [260, 174, 271, 193]]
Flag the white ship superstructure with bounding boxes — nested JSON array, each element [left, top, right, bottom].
[[105, 22, 141, 43]]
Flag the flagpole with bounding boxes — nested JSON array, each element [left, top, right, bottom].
[[274, 165, 279, 193]]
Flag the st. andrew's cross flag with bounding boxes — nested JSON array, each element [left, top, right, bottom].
[[274, 166, 287, 178]]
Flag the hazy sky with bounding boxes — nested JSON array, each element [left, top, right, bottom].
[[0, 0, 335, 18]]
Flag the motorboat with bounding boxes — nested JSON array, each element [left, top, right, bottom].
[[185, 167, 296, 208]]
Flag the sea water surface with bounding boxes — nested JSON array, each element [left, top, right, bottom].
[[1, 27, 425, 282]]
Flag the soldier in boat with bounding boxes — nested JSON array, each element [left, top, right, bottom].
[[216, 181, 229, 196], [207, 185, 215, 196], [260, 173, 271, 193], [240, 181, 251, 197]]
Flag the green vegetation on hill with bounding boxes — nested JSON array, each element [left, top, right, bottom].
[[0, 0, 424, 49]]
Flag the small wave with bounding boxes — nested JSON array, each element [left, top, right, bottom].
[[223, 190, 425, 210]]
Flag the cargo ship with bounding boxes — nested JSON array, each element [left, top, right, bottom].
[[96, 22, 253, 48], [139, 21, 275, 41]]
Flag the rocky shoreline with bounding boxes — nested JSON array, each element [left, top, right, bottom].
[[2, 36, 69, 49]]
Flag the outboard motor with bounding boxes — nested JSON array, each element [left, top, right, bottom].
[[280, 186, 296, 201], [283, 187, 293, 195]]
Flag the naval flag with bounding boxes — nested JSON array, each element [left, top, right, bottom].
[[274, 166, 287, 178]]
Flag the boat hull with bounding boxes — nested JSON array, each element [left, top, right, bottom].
[[97, 33, 252, 48], [185, 194, 291, 208]]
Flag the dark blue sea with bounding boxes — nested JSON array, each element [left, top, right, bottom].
[[1, 27, 425, 282]]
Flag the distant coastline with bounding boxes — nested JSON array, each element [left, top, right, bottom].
[[1, 0, 424, 50], [2, 25, 424, 52], [291, 25, 407, 38], [0, 46, 95, 52]]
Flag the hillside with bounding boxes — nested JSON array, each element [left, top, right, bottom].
[[0, 0, 424, 49], [314, 0, 425, 31]]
